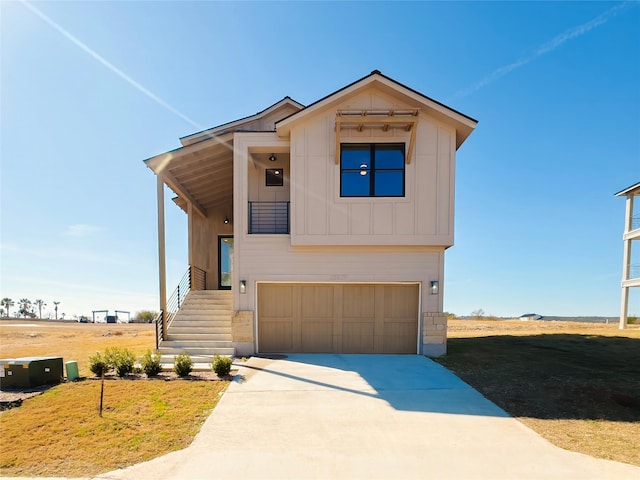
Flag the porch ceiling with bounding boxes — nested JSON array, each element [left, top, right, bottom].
[[163, 140, 234, 215]]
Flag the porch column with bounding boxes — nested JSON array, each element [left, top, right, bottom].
[[619, 194, 633, 330], [157, 174, 168, 340]]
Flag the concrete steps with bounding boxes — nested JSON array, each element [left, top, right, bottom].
[[159, 290, 234, 365]]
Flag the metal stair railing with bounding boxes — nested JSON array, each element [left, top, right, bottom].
[[155, 265, 207, 349]]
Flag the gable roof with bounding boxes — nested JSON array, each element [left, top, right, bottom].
[[276, 70, 478, 149], [180, 96, 304, 147]]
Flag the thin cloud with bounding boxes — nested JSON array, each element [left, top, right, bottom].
[[20, 0, 201, 130], [63, 224, 105, 237], [19, 0, 233, 171], [451, 2, 635, 99]]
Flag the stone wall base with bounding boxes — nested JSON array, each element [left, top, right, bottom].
[[232, 311, 255, 356], [422, 312, 448, 357]]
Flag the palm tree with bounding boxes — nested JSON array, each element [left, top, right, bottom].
[[34, 299, 46, 319], [19, 298, 32, 318], [1, 298, 13, 318], [53, 301, 60, 320]]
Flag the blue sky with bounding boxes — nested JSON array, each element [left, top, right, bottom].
[[1, 1, 638, 319]]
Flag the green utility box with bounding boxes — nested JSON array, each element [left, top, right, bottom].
[[0, 357, 64, 389], [65, 361, 79, 381]]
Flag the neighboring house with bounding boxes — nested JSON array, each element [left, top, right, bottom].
[[616, 182, 640, 329], [145, 70, 477, 358]]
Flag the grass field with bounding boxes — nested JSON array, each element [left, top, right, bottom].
[[437, 319, 640, 467], [0, 320, 228, 478], [0, 319, 155, 376], [1, 318, 639, 474]]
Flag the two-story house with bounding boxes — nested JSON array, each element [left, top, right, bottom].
[[145, 71, 477, 359]]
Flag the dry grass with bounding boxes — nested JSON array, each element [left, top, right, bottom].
[[437, 319, 640, 466], [0, 320, 229, 477], [0, 380, 227, 477], [0, 320, 155, 375]]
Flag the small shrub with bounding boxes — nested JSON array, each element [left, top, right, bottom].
[[105, 347, 135, 377], [88, 351, 109, 376], [212, 355, 233, 377], [628, 317, 637, 325], [141, 350, 162, 377], [173, 353, 193, 377]]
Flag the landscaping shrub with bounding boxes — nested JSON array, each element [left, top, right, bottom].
[[212, 355, 233, 377], [88, 351, 109, 376], [104, 347, 135, 377], [173, 353, 193, 377], [141, 350, 162, 377]]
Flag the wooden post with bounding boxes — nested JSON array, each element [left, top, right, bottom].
[[619, 194, 633, 330], [157, 174, 168, 340]]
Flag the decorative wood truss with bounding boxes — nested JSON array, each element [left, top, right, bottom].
[[335, 109, 419, 165]]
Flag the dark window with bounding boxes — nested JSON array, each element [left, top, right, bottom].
[[340, 143, 405, 197], [266, 168, 284, 187]]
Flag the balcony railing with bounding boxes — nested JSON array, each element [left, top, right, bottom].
[[249, 201, 290, 234]]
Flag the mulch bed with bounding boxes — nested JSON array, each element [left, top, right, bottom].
[[0, 370, 234, 411]]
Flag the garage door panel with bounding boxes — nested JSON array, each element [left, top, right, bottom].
[[259, 285, 293, 317], [384, 285, 419, 317], [342, 321, 375, 353], [259, 320, 293, 352], [383, 321, 418, 353], [301, 285, 334, 318], [342, 285, 375, 318], [301, 323, 334, 352]]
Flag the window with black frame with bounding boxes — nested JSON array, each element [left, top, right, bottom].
[[340, 143, 405, 197]]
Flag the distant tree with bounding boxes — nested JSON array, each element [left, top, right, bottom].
[[1, 298, 14, 317], [471, 308, 485, 319], [34, 299, 46, 319], [133, 310, 159, 324], [53, 301, 60, 320], [19, 298, 32, 318]]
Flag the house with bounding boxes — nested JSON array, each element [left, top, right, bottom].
[[616, 182, 640, 329], [144, 70, 477, 359]]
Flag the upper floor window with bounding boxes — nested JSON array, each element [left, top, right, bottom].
[[340, 143, 405, 197]]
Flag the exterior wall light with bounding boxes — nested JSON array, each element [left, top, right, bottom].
[[430, 280, 439, 295], [224, 216, 230, 224], [269, 154, 277, 162], [239, 280, 247, 294]]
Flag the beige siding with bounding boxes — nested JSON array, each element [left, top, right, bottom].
[[287, 85, 456, 247]]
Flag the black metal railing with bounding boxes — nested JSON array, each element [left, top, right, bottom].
[[155, 265, 206, 349], [249, 201, 290, 234], [154, 310, 163, 350]]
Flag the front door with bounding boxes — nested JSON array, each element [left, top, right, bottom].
[[218, 236, 233, 290]]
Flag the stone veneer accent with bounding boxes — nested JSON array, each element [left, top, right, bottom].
[[232, 310, 255, 356], [422, 312, 447, 357]]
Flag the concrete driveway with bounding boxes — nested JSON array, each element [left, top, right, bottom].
[[98, 354, 639, 480]]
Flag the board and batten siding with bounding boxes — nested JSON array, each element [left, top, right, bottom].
[[288, 87, 457, 247]]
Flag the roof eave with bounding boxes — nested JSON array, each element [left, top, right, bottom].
[[143, 132, 234, 174], [180, 97, 304, 146], [275, 71, 477, 149], [615, 181, 640, 197]]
